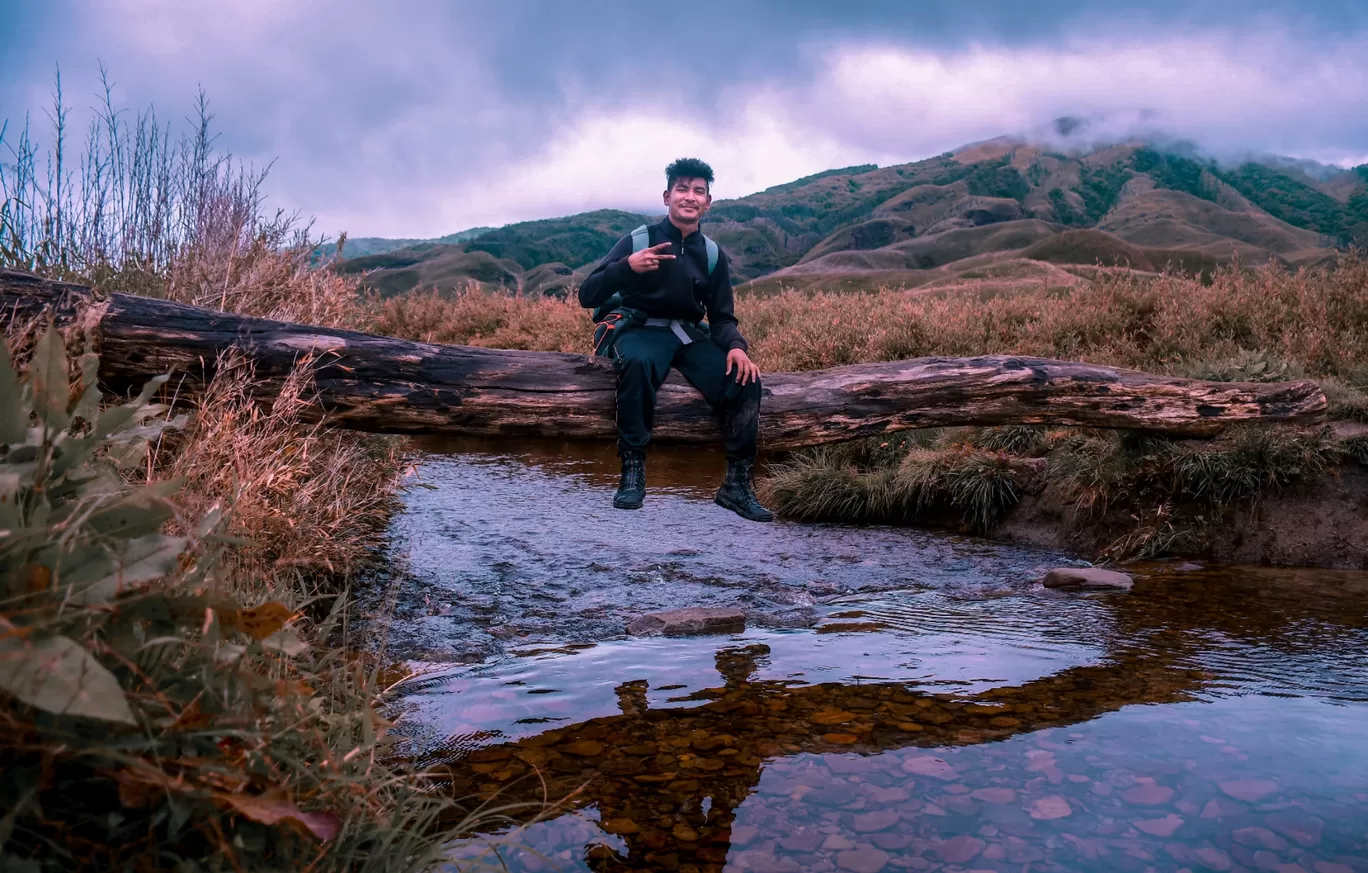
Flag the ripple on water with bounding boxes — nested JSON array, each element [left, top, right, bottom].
[[375, 440, 1368, 872]]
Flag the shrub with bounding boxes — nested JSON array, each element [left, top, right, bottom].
[[0, 328, 457, 871]]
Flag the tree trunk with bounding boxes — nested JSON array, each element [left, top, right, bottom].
[[1, 269, 1327, 448]]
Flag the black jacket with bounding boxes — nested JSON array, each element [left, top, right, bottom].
[[578, 218, 748, 352]]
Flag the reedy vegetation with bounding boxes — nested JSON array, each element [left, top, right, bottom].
[[370, 254, 1368, 557], [1, 80, 525, 870]]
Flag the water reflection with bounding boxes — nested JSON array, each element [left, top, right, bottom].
[[388, 440, 1368, 872]]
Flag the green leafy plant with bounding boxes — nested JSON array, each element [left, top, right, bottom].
[[0, 327, 460, 871]]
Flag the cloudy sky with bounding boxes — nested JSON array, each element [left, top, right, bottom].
[[3, 1, 1367, 239]]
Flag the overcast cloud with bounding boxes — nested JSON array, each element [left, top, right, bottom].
[[2, 0, 1366, 238]]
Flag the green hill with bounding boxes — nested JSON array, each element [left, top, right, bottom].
[[336, 137, 1368, 298]]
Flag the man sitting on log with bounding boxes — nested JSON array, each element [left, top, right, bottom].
[[579, 157, 773, 521]]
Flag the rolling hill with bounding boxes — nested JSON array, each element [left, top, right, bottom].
[[336, 137, 1368, 298]]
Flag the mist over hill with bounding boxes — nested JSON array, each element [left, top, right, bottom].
[[335, 136, 1368, 298]]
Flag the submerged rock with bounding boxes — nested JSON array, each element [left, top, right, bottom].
[[625, 607, 746, 636], [1041, 567, 1134, 591]]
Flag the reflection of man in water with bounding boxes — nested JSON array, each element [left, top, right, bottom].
[[579, 158, 773, 522]]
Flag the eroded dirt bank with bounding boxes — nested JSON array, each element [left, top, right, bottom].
[[1000, 465, 1368, 569]]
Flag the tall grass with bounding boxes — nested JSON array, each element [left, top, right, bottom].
[[1, 75, 505, 869], [371, 253, 1368, 386], [365, 250, 1368, 559]]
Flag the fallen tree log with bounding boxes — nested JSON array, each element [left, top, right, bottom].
[[1, 269, 1327, 448]]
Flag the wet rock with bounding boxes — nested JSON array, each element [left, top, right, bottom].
[[601, 817, 638, 835], [972, 787, 1017, 804], [1193, 846, 1234, 871], [823, 835, 856, 851], [870, 832, 910, 851], [780, 830, 823, 853], [810, 709, 858, 726], [852, 810, 900, 833], [626, 608, 746, 636], [1135, 814, 1185, 837], [730, 825, 760, 846], [933, 835, 985, 863], [1041, 567, 1134, 591], [804, 782, 860, 807], [561, 740, 604, 757], [1233, 826, 1290, 851], [1201, 796, 1245, 820], [1029, 795, 1073, 820], [837, 846, 889, 873], [1122, 783, 1175, 805], [732, 850, 802, 873], [1313, 863, 1354, 873], [869, 787, 910, 806], [901, 755, 958, 780], [1219, 778, 1279, 803], [1264, 810, 1325, 847]]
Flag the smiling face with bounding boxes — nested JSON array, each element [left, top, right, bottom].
[[664, 176, 712, 228]]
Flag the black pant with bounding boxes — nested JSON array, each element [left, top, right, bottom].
[[612, 324, 761, 461]]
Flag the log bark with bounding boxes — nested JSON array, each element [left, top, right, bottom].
[[1, 269, 1327, 448]]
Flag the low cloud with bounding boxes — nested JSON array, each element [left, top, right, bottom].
[[429, 32, 1368, 236], [4, 3, 1366, 238]]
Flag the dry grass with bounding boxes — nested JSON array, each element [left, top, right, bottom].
[[153, 354, 402, 598], [0, 76, 512, 871], [370, 253, 1368, 386], [370, 284, 592, 351], [365, 250, 1368, 560]]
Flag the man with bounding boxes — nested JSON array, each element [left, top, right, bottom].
[[579, 157, 773, 522]]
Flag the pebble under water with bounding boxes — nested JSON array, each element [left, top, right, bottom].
[[378, 437, 1368, 873]]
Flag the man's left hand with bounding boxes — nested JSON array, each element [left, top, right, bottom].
[[726, 349, 761, 385]]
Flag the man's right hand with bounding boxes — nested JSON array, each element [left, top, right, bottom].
[[627, 241, 675, 274]]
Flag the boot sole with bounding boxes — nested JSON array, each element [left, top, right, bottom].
[[614, 496, 644, 510], [714, 493, 774, 522]]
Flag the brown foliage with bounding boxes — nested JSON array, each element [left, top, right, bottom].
[[154, 353, 401, 595], [370, 255, 1368, 386]]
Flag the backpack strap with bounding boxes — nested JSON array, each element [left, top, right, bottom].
[[704, 234, 719, 275], [630, 223, 717, 274]]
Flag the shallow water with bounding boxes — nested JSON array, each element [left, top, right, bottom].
[[382, 438, 1368, 873]]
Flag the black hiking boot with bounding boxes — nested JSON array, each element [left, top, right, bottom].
[[614, 449, 646, 509], [715, 458, 774, 522]]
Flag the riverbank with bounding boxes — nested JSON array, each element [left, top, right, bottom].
[[0, 100, 485, 870], [372, 253, 1368, 567], [762, 423, 1368, 568], [386, 436, 1368, 873]]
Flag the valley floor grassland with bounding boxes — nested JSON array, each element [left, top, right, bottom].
[[373, 253, 1368, 566]]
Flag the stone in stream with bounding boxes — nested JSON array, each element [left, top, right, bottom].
[[1219, 778, 1279, 802], [1029, 795, 1073, 820], [1264, 810, 1325, 847], [851, 810, 900, 833], [933, 835, 986, 864], [1122, 782, 1175, 805], [1135, 814, 1185, 837], [837, 846, 890, 873], [625, 607, 746, 636], [1040, 567, 1135, 591]]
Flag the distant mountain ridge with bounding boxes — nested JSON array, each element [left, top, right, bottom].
[[336, 137, 1368, 298]]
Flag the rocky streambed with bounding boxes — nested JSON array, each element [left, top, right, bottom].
[[374, 438, 1368, 873]]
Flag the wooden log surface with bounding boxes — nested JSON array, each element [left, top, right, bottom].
[[1, 269, 1327, 448]]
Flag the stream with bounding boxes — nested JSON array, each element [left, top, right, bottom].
[[377, 437, 1368, 873]]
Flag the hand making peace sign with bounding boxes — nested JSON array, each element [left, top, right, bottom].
[[626, 241, 676, 274]]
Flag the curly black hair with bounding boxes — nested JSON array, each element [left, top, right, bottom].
[[665, 157, 714, 191]]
